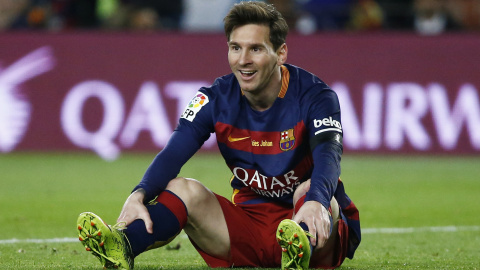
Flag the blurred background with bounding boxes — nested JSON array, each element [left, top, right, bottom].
[[0, 0, 479, 158], [1, 0, 479, 34]]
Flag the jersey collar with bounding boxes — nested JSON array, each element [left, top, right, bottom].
[[239, 65, 290, 98], [278, 65, 290, 98]]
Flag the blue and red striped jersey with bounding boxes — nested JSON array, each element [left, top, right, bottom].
[[177, 64, 341, 205], [135, 63, 360, 258]]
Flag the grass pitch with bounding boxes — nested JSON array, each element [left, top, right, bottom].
[[0, 152, 479, 269]]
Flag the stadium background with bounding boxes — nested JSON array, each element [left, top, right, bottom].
[[1, 0, 480, 269]]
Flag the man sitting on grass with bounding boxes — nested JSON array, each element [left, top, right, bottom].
[[77, 2, 361, 269]]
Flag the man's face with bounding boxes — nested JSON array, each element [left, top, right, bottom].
[[228, 24, 284, 94]]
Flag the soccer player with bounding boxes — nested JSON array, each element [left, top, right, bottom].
[[77, 2, 361, 269]]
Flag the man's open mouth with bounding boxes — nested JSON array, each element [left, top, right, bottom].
[[240, 70, 257, 77]]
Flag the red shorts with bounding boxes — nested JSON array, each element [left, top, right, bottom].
[[190, 194, 350, 268]]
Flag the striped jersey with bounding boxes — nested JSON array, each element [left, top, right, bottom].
[[136, 63, 360, 258], [178, 64, 341, 205]]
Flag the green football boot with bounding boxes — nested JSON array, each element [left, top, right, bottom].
[[77, 212, 134, 269], [276, 219, 312, 270]]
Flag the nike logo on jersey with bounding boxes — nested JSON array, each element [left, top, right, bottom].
[[228, 135, 251, 142]]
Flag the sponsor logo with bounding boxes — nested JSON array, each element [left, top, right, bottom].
[[280, 128, 295, 151], [314, 116, 342, 135], [0, 46, 55, 152], [232, 167, 300, 198], [180, 92, 209, 122], [228, 135, 250, 142]]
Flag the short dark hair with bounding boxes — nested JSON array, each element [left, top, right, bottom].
[[224, 1, 289, 51]]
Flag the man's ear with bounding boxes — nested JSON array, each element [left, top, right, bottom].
[[277, 43, 288, 65]]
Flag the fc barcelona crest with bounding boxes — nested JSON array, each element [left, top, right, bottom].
[[280, 129, 295, 151]]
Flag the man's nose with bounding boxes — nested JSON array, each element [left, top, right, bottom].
[[238, 50, 252, 66]]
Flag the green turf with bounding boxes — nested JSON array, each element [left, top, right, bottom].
[[1, 152, 479, 269]]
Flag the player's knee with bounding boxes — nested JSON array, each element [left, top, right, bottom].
[[330, 197, 340, 223], [165, 177, 210, 205], [165, 177, 189, 192], [166, 177, 196, 194], [293, 179, 311, 205]]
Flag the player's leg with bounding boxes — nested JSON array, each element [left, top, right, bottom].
[[123, 177, 230, 260], [292, 179, 342, 268], [164, 177, 230, 260], [276, 180, 315, 270], [77, 177, 229, 269], [277, 179, 341, 269], [122, 187, 188, 256], [77, 187, 189, 269]]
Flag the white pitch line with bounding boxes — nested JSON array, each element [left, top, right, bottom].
[[1, 226, 479, 245], [0, 237, 78, 244], [362, 225, 480, 234]]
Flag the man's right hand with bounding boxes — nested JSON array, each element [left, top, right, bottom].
[[117, 189, 154, 234]]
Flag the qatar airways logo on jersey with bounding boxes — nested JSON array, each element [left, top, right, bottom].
[[232, 167, 301, 198], [313, 117, 342, 135]]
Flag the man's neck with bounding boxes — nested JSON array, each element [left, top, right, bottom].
[[243, 67, 282, 112]]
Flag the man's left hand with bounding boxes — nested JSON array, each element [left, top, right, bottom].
[[293, 200, 331, 248]]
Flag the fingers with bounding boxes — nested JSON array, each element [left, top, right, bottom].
[[117, 191, 154, 234], [316, 221, 329, 248], [308, 218, 329, 248], [308, 219, 317, 247], [292, 215, 302, 226], [293, 201, 332, 248], [316, 207, 331, 248], [117, 205, 154, 234], [116, 213, 130, 225], [293, 215, 317, 246], [117, 202, 138, 226], [139, 208, 154, 234]]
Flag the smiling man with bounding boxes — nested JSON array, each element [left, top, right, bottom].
[[227, 22, 286, 110], [77, 2, 360, 269]]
